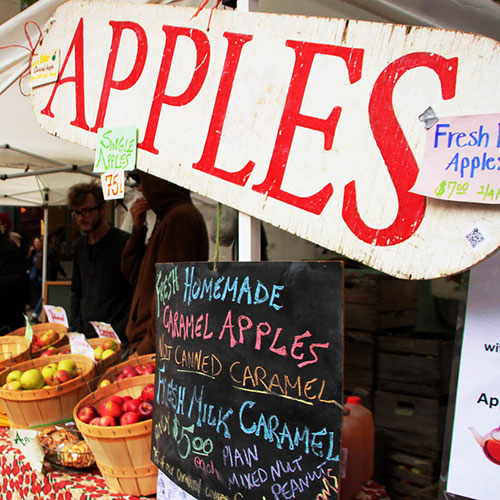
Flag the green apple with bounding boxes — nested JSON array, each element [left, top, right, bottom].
[[20, 369, 45, 390], [94, 346, 103, 361], [102, 349, 116, 360], [6, 370, 22, 384], [41, 363, 58, 385], [57, 359, 77, 377], [6, 380, 22, 391]]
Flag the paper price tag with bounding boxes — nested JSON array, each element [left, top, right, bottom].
[[68, 332, 95, 361], [94, 126, 137, 172], [23, 313, 33, 343], [90, 322, 121, 343], [30, 49, 60, 88], [411, 113, 500, 204], [101, 170, 125, 200], [157, 469, 197, 500], [43, 305, 69, 327], [8, 429, 44, 473]]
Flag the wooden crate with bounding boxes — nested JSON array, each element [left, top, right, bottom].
[[344, 364, 374, 387], [377, 336, 453, 397], [344, 383, 374, 410], [344, 272, 419, 311], [377, 428, 442, 459], [375, 390, 445, 439], [386, 477, 438, 499], [345, 331, 375, 368], [345, 304, 417, 332], [385, 451, 439, 487]]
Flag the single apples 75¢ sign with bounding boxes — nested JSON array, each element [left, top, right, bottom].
[[32, 1, 500, 279]]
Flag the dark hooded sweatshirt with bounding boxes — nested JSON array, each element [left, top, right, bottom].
[[121, 172, 208, 354]]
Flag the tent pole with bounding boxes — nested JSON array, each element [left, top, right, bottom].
[[237, 0, 261, 262], [42, 195, 49, 319], [0, 144, 70, 166], [0, 163, 97, 180]]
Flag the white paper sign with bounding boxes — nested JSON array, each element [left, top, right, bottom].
[[411, 114, 500, 204], [90, 321, 121, 343], [67, 332, 95, 360], [446, 250, 500, 499], [30, 49, 60, 88], [100, 170, 125, 200], [157, 469, 197, 500], [8, 429, 44, 473], [43, 305, 69, 327]]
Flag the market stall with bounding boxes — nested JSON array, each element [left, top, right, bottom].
[[1, 0, 499, 499]]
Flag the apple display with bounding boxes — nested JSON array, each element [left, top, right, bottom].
[[99, 379, 111, 388], [107, 395, 124, 407], [40, 347, 58, 357], [120, 411, 140, 426], [99, 400, 123, 419], [5, 380, 22, 391], [102, 339, 119, 351], [41, 363, 58, 385], [57, 359, 77, 377], [55, 369, 72, 384], [6, 370, 22, 384], [122, 398, 141, 413], [77, 405, 100, 424], [20, 368, 45, 390], [141, 384, 155, 402], [137, 400, 153, 420], [99, 416, 117, 426], [89, 417, 102, 426], [101, 348, 116, 360], [94, 346, 103, 360]]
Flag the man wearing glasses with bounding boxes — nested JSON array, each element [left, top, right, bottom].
[[67, 182, 132, 345]]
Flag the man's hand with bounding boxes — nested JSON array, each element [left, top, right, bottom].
[[131, 197, 151, 229]]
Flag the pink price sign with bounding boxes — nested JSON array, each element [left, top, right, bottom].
[[411, 114, 500, 203]]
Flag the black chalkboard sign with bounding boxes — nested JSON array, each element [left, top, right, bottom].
[[152, 262, 343, 499]]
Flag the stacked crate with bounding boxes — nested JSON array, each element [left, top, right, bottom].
[[343, 271, 419, 410], [374, 335, 453, 498]]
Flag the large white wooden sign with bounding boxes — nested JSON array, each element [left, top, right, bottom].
[[32, 1, 500, 279]]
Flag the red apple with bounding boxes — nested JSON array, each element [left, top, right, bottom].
[[141, 384, 155, 401], [121, 365, 138, 377], [89, 417, 102, 426], [122, 398, 141, 413], [99, 400, 123, 419], [102, 339, 119, 351], [107, 395, 124, 407], [122, 395, 132, 402], [137, 363, 155, 375], [99, 416, 117, 426], [40, 347, 57, 357], [77, 405, 100, 424], [55, 369, 72, 383], [120, 411, 140, 426], [60, 349, 71, 355], [137, 400, 153, 420]]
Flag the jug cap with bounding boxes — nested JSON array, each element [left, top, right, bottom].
[[347, 396, 362, 405]]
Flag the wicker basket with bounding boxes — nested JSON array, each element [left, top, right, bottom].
[[74, 374, 157, 496], [98, 353, 156, 386], [0, 354, 95, 429], [8, 322, 68, 355], [86, 338, 121, 376]]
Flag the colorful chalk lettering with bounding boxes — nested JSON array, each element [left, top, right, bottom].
[[153, 262, 343, 499]]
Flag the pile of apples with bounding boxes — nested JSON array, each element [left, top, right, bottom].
[[2, 359, 79, 391], [32, 329, 59, 353], [77, 384, 155, 426], [93, 339, 120, 361], [99, 360, 155, 388]]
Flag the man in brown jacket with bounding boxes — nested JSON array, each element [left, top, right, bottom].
[[121, 171, 208, 354]]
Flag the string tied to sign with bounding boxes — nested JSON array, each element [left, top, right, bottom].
[[212, 202, 222, 271], [190, 0, 223, 31], [0, 21, 42, 97]]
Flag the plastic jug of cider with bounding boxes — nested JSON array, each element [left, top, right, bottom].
[[340, 407, 364, 499], [345, 395, 374, 483]]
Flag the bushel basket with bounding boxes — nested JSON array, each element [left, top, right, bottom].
[[0, 354, 95, 428], [74, 374, 157, 496]]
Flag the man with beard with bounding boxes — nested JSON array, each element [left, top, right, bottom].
[[68, 182, 132, 344]]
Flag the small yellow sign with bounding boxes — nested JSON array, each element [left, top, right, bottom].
[[30, 49, 60, 88]]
